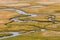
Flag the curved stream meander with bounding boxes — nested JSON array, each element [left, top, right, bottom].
[[0, 8, 59, 39]]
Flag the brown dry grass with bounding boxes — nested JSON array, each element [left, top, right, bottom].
[[42, 30, 60, 36], [0, 0, 60, 32]]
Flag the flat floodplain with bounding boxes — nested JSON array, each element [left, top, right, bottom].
[[0, 0, 60, 40]]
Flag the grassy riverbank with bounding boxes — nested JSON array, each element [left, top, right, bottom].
[[2, 31, 60, 40], [0, 33, 12, 37]]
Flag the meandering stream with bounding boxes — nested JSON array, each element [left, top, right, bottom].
[[0, 30, 36, 39], [0, 8, 39, 39], [0, 8, 59, 39]]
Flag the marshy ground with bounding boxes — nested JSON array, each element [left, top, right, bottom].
[[0, 0, 60, 40]]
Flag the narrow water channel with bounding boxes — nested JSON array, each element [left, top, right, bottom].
[[0, 8, 58, 39], [0, 30, 36, 39]]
